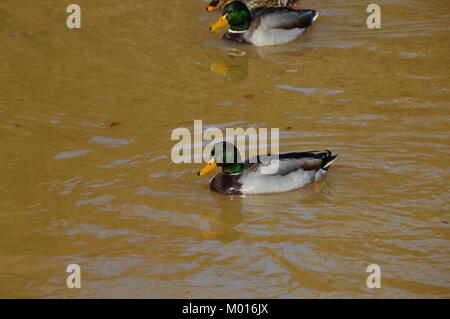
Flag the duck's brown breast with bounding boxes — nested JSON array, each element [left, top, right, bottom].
[[210, 173, 243, 195], [223, 32, 250, 44]]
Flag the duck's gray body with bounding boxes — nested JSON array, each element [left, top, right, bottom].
[[210, 151, 337, 195], [223, 8, 318, 46]]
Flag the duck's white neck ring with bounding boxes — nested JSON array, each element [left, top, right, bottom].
[[228, 29, 247, 34]]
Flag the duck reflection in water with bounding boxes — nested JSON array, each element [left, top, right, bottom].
[[210, 49, 249, 82], [201, 180, 332, 242]]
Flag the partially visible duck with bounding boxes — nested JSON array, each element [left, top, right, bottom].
[[209, 1, 318, 46], [197, 142, 338, 195], [206, 0, 300, 11]]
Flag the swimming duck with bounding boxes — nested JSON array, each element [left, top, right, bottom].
[[209, 1, 318, 46], [197, 142, 338, 195], [206, 0, 300, 11]]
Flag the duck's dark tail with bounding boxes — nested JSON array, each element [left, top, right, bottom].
[[321, 150, 338, 172], [312, 10, 319, 23]]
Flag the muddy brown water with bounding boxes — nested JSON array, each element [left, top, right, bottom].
[[0, 0, 449, 298]]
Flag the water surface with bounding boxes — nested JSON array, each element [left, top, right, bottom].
[[0, 0, 449, 298]]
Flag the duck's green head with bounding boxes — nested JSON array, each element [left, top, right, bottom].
[[209, 1, 251, 32], [197, 142, 244, 176]]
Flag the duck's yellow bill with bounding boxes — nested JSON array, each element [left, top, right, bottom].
[[197, 158, 217, 176], [209, 15, 228, 31]]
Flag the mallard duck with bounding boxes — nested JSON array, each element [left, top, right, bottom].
[[209, 1, 318, 46], [197, 142, 338, 195], [206, 0, 300, 11]]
